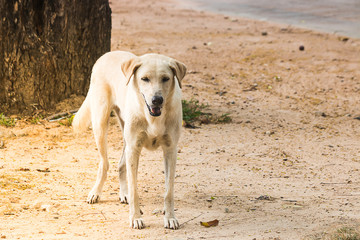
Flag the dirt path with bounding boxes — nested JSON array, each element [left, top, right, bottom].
[[1, 0, 360, 239]]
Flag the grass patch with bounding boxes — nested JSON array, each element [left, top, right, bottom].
[[0, 113, 15, 127], [29, 115, 44, 124], [307, 226, 360, 240], [182, 99, 232, 127], [330, 227, 360, 240], [59, 114, 74, 127], [182, 99, 208, 123]]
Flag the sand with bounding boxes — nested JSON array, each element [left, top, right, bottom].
[[1, 0, 360, 239]]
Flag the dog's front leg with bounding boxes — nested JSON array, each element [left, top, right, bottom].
[[163, 146, 180, 229], [125, 142, 145, 229]]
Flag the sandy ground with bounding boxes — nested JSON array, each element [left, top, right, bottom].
[[1, 0, 360, 239]]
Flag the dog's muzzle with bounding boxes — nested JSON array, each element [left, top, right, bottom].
[[142, 94, 163, 117]]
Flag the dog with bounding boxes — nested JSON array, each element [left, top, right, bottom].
[[72, 51, 186, 229]]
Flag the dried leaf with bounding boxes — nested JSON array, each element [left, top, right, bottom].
[[200, 219, 219, 227], [18, 168, 30, 172]]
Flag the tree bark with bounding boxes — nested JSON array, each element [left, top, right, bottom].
[[0, 0, 111, 115]]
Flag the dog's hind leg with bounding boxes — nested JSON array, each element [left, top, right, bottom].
[[87, 95, 111, 204], [118, 142, 128, 203], [113, 108, 128, 204]]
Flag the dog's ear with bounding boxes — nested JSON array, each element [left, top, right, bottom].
[[169, 60, 187, 89], [121, 57, 142, 85]]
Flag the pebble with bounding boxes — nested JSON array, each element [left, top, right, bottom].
[[315, 111, 326, 117], [261, 31, 268, 36], [299, 45, 305, 51], [41, 204, 52, 212], [265, 131, 275, 136]]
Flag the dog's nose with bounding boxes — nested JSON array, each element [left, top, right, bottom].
[[152, 96, 163, 105]]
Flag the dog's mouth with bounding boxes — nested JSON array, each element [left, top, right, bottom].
[[142, 94, 162, 117], [147, 105, 162, 117]]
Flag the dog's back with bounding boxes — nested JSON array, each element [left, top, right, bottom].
[[72, 51, 136, 132]]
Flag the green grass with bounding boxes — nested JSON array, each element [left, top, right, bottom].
[[182, 99, 232, 125], [215, 113, 232, 123], [59, 114, 74, 127], [29, 115, 43, 124], [182, 99, 209, 123], [0, 113, 15, 127]]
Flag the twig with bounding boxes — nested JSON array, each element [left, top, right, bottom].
[[320, 181, 355, 185], [100, 210, 107, 220], [46, 108, 79, 121], [180, 212, 203, 227]]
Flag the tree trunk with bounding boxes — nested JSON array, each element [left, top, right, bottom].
[[0, 0, 111, 115]]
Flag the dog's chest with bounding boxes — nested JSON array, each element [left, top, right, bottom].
[[146, 120, 166, 138], [143, 120, 167, 150]]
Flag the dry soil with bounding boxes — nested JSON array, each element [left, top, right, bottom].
[[1, 0, 360, 239]]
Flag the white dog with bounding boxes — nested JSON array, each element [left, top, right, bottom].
[[72, 51, 186, 229]]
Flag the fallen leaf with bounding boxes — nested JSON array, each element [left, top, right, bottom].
[[200, 219, 219, 227], [18, 168, 30, 172]]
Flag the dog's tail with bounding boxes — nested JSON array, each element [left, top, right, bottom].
[[72, 96, 91, 133]]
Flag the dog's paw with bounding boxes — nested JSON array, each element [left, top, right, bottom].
[[87, 192, 100, 204], [130, 218, 145, 229], [164, 217, 180, 230], [119, 194, 128, 204]]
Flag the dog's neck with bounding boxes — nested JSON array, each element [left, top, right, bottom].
[[145, 110, 166, 138]]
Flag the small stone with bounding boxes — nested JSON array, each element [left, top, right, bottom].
[[265, 131, 275, 136], [225, 208, 230, 213], [314, 111, 326, 117], [256, 195, 274, 201], [261, 31, 268, 36], [299, 45, 305, 51], [41, 204, 51, 212]]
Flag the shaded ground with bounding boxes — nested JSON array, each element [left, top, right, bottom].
[[1, 0, 360, 239]]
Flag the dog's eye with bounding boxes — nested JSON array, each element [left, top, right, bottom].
[[141, 77, 150, 82], [162, 77, 170, 82]]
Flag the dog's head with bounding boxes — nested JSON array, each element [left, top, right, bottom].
[[121, 54, 186, 117]]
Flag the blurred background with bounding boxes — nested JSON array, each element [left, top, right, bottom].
[[182, 0, 360, 38]]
